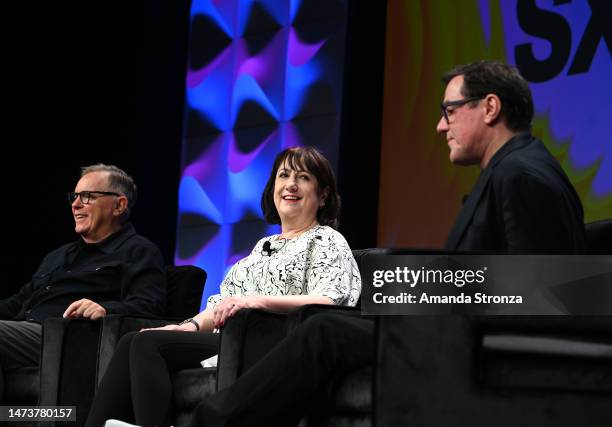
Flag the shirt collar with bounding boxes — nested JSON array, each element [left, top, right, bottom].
[[486, 132, 532, 170], [78, 223, 137, 254]]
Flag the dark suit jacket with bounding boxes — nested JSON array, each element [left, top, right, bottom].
[[445, 133, 586, 252]]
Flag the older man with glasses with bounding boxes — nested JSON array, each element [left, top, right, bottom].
[[0, 164, 166, 402], [437, 60, 585, 253]]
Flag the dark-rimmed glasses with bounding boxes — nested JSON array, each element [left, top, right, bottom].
[[441, 96, 484, 124], [67, 191, 120, 205]]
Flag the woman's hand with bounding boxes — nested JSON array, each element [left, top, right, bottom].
[[213, 296, 264, 329], [140, 322, 197, 332]]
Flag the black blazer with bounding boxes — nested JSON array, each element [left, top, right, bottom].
[[445, 134, 586, 252]]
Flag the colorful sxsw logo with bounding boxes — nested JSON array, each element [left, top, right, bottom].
[[497, 0, 611, 196]]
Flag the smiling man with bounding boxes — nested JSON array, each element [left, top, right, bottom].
[[437, 60, 586, 252], [0, 164, 165, 402]]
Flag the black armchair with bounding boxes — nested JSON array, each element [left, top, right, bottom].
[[209, 305, 370, 427], [95, 265, 206, 387], [202, 249, 382, 427], [376, 315, 612, 427], [374, 220, 612, 426], [167, 307, 291, 426], [3, 265, 206, 427], [214, 247, 384, 391], [585, 218, 612, 253]]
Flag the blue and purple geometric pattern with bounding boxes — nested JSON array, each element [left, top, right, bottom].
[[176, 0, 348, 308]]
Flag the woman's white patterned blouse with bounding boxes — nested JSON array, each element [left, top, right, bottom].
[[206, 225, 361, 309]]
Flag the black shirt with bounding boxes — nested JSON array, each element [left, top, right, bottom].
[[0, 223, 166, 322]]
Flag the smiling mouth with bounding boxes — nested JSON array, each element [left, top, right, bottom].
[[282, 195, 301, 201], [74, 214, 87, 220]]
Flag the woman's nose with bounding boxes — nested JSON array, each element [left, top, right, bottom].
[[286, 179, 298, 190]]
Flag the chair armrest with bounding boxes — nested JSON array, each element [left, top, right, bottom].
[[36, 315, 181, 427], [38, 318, 102, 426], [475, 315, 612, 360], [216, 305, 367, 391], [476, 315, 612, 392], [97, 315, 182, 385], [286, 304, 364, 331], [216, 309, 288, 391]]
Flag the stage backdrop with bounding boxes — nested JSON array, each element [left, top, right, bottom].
[[175, 0, 348, 308], [379, 0, 611, 248]]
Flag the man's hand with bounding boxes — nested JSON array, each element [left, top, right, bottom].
[[63, 299, 107, 320]]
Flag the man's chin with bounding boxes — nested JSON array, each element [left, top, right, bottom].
[[449, 152, 464, 165], [74, 225, 88, 236], [449, 151, 477, 166]]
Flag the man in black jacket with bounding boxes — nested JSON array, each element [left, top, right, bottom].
[[0, 164, 166, 401], [438, 61, 585, 252]]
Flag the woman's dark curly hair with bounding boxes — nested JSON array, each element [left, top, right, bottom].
[[261, 146, 341, 229]]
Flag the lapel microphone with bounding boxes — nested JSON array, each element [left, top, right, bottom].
[[262, 240, 274, 256]]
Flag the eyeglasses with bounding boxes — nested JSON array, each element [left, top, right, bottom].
[[440, 96, 484, 124], [67, 191, 120, 205]]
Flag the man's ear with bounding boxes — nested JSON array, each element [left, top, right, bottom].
[[483, 94, 502, 125], [113, 196, 128, 217]]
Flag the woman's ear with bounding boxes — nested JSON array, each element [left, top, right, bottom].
[[319, 187, 330, 207]]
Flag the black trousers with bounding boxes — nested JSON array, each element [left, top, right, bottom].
[[191, 313, 375, 427], [0, 320, 42, 401], [85, 330, 219, 427]]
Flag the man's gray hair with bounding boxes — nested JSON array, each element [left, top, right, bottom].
[[81, 164, 137, 218]]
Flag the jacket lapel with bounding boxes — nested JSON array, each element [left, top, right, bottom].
[[444, 133, 532, 250], [444, 168, 492, 249]]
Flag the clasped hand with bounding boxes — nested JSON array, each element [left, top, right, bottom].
[[213, 296, 263, 329], [138, 296, 264, 333]]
